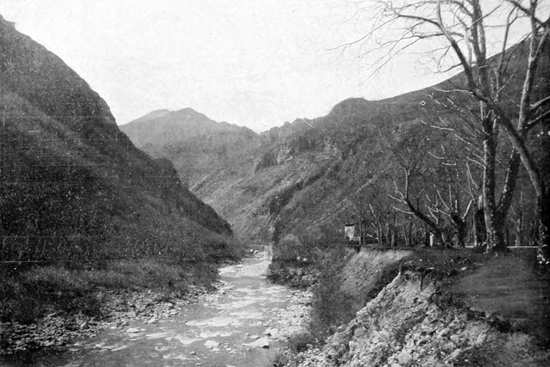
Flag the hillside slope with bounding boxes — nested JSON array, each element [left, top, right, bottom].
[[121, 108, 262, 189], [0, 15, 236, 264], [123, 109, 342, 245], [121, 41, 549, 253]]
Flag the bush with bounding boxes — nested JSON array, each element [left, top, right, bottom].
[[286, 332, 318, 353]]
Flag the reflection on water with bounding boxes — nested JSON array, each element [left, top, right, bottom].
[[3, 247, 307, 367]]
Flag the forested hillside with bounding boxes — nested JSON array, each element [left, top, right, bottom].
[[128, 40, 549, 258]]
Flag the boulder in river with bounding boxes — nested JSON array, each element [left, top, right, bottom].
[[244, 336, 270, 349]]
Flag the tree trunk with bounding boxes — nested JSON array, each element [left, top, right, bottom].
[[473, 199, 486, 248], [456, 220, 466, 248], [538, 193, 550, 262], [514, 194, 524, 247], [482, 128, 506, 252], [424, 225, 430, 247], [514, 217, 522, 247]]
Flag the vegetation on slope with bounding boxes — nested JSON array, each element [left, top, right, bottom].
[[124, 40, 549, 270], [0, 14, 242, 335]]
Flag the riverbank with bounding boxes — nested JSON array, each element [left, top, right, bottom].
[[1, 249, 313, 366], [272, 248, 550, 366], [0, 285, 211, 356], [0, 259, 219, 356]]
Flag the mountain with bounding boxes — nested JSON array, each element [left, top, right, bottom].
[[121, 109, 262, 190], [123, 40, 549, 252], [0, 15, 237, 263]]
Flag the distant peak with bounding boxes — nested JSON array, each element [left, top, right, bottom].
[[173, 107, 208, 118], [176, 107, 198, 113], [124, 109, 172, 125], [331, 97, 371, 110], [151, 108, 172, 114], [0, 14, 14, 27]]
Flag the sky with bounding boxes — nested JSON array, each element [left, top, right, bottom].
[[0, 0, 533, 131]]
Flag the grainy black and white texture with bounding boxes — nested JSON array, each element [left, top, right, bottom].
[[1, 2, 550, 366]]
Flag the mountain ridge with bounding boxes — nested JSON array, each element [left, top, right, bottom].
[[122, 39, 549, 251], [121, 108, 263, 192]]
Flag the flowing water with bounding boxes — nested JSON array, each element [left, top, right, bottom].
[[3, 248, 309, 367]]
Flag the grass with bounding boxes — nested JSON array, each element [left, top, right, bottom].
[[449, 250, 550, 345], [274, 245, 549, 353], [271, 246, 550, 367], [0, 259, 217, 324], [387, 247, 550, 345]]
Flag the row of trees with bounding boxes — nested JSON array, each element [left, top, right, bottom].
[[350, 0, 549, 258], [354, 123, 541, 250]]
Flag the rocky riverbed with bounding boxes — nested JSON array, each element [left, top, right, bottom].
[[0, 285, 209, 356], [1, 249, 311, 366]]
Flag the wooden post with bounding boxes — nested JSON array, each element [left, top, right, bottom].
[[360, 221, 364, 246], [363, 221, 367, 246]]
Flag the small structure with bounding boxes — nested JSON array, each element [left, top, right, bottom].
[[344, 220, 371, 248], [344, 223, 360, 243]]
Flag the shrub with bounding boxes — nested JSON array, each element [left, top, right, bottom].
[[286, 332, 317, 353]]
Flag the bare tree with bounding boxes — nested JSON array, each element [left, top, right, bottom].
[[390, 167, 448, 246], [353, 0, 550, 255], [389, 125, 474, 247]]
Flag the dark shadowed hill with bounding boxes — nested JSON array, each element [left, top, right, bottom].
[[0, 15, 237, 263]]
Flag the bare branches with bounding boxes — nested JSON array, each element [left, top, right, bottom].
[[531, 95, 550, 111], [504, 0, 546, 26], [495, 6, 520, 99], [526, 108, 550, 130], [345, 0, 550, 250], [389, 168, 442, 235]]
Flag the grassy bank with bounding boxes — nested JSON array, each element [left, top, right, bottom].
[[0, 258, 223, 355], [0, 259, 218, 324], [272, 247, 550, 366]]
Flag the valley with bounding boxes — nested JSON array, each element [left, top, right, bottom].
[[1, 2, 550, 366]]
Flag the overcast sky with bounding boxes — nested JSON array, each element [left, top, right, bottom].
[[0, 0, 531, 131]]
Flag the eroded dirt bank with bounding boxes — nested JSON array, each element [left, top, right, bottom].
[[276, 249, 550, 367]]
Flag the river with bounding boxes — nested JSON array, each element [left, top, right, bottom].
[[3, 248, 310, 367]]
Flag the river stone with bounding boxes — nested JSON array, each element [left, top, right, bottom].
[[397, 350, 412, 365], [204, 340, 220, 350], [245, 336, 270, 348]]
